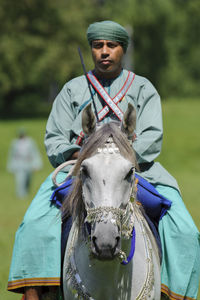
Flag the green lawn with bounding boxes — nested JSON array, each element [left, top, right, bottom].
[[0, 98, 199, 299], [159, 98, 200, 230]]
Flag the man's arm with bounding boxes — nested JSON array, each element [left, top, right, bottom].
[[70, 151, 80, 160], [133, 80, 163, 164], [44, 83, 81, 168]]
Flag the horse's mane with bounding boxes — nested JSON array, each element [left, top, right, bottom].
[[62, 121, 138, 226]]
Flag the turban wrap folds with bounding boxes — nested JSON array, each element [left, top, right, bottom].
[[87, 21, 129, 52]]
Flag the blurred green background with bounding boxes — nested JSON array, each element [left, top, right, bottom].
[[0, 0, 200, 298], [1, 0, 200, 119]]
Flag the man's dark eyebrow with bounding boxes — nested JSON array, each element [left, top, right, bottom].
[[107, 41, 118, 46], [92, 41, 118, 47], [92, 41, 103, 45], [92, 41, 104, 48]]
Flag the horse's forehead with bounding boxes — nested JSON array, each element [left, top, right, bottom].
[[85, 153, 132, 174]]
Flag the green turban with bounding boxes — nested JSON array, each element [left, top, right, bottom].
[[87, 20, 129, 52]]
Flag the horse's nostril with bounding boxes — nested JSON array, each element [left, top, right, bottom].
[[116, 236, 120, 247], [113, 236, 120, 255], [111, 236, 121, 256], [92, 236, 100, 254]]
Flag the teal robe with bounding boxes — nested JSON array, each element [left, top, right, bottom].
[[8, 69, 200, 299], [45, 70, 178, 189]]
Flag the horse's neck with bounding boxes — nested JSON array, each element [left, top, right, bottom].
[[74, 230, 133, 300], [130, 209, 160, 299]]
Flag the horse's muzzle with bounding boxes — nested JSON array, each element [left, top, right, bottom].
[[90, 222, 121, 260], [91, 236, 121, 260]]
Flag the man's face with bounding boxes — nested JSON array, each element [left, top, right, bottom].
[[91, 40, 124, 79]]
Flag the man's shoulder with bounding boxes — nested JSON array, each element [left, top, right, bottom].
[[123, 69, 152, 86], [123, 69, 159, 97], [55, 74, 90, 103], [64, 74, 86, 89]]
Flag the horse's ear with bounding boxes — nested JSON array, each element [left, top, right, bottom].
[[82, 103, 96, 135], [121, 103, 136, 137]]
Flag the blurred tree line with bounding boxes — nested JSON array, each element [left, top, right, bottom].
[[0, 0, 200, 118]]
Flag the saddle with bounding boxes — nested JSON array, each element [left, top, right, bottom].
[[51, 173, 171, 222]]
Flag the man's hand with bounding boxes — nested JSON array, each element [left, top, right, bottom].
[[70, 151, 80, 160]]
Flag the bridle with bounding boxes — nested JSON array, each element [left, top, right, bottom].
[[82, 159, 136, 264], [85, 198, 135, 240]]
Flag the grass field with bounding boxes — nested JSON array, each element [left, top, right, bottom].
[[0, 98, 199, 299]]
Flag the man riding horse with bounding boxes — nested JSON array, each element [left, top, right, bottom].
[[7, 20, 200, 300]]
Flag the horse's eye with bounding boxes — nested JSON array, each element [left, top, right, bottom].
[[124, 168, 134, 181], [81, 166, 90, 178]]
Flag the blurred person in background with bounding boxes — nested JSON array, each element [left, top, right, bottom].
[[7, 128, 43, 198]]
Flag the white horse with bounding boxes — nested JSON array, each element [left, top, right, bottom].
[[61, 103, 161, 300]]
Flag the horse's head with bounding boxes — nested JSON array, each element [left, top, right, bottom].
[[78, 103, 137, 260]]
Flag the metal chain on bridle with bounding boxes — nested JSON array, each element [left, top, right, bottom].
[[85, 198, 135, 239]]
